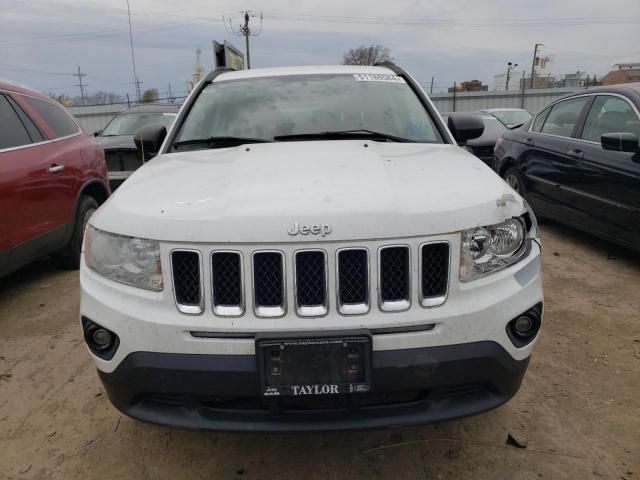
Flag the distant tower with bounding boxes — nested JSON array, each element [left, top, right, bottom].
[[193, 48, 203, 85]]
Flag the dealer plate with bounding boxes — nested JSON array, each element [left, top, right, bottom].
[[256, 331, 372, 397]]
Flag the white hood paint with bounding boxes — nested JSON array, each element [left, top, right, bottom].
[[91, 141, 525, 243]]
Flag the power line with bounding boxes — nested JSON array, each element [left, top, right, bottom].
[[262, 12, 640, 27]]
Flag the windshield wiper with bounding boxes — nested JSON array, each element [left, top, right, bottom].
[[172, 136, 271, 150], [273, 129, 415, 143]]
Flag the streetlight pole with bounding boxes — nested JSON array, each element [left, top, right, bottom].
[[506, 62, 518, 91]]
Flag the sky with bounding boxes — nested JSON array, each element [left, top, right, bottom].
[[1, 0, 639, 100]]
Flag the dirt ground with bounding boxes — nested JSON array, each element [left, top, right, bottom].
[[1, 221, 639, 480]]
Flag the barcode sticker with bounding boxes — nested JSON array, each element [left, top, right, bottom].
[[353, 73, 405, 83]]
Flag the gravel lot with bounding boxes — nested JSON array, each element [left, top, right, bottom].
[[1, 221, 639, 480]]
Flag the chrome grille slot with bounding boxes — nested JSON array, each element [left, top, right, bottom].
[[294, 250, 328, 317], [337, 248, 369, 315], [211, 251, 244, 316], [420, 242, 450, 307], [171, 250, 203, 314], [252, 251, 286, 317], [379, 246, 410, 311]]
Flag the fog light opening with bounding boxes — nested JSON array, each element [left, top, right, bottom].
[[506, 303, 542, 348], [82, 317, 119, 360], [91, 328, 113, 350], [513, 316, 533, 337]]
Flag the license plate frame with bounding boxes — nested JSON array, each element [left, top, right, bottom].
[[256, 331, 372, 397]]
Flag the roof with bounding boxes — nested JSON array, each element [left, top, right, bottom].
[[553, 82, 640, 105], [214, 65, 397, 82], [117, 103, 181, 114], [0, 78, 55, 102], [479, 108, 528, 113]]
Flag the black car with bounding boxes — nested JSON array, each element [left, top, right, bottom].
[[95, 104, 180, 190], [443, 112, 506, 165], [494, 83, 640, 252]]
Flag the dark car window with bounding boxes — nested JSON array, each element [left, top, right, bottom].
[[580, 95, 640, 143], [7, 96, 44, 143], [531, 108, 550, 133], [174, 74, 443, 146], [23, 96, 79, 138], [540, 97, 588, 138], [0, 94, 32, 149]]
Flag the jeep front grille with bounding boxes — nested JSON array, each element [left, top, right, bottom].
[[170, 241, 451, 316], [211, 251, 244, 316], [294, 250, 328, 317], [170, 250, 203, 314], [252, 251, 286, 317], [336, 248, 369, 315], [379, 245, 410, 311], [420, 242, 450, 307]]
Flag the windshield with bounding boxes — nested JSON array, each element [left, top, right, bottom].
[[489, 110, 532, 127], [101, 112, 177, 136], [173, 74, 443, 148]]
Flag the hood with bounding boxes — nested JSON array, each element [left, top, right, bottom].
[[95, 135, 136, 151], [91, 140, 525, 242]]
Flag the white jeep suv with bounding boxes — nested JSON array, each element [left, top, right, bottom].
[[80, 64, 543, 431]]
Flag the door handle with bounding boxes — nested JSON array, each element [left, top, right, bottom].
[[566, 149, 584, 159], [48, 164, 65, 173], [525, 137, 534, 144]]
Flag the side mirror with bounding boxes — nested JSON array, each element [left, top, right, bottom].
[[601, 132, 639, 153], [134, 124, 167, 156], [93, 130, 102, 137], [447, 113, 485, 145]]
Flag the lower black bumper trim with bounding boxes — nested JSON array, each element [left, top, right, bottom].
[[98, 341, 529, 432]]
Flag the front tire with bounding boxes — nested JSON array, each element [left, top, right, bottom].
[[57, 195, 98, 270]]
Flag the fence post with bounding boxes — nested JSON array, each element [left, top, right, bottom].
[[452, 82, 457, 112], [520, 71, 526, 109]]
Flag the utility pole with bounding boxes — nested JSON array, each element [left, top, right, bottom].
[[530, 43, 543, 89], [225, 11, 262, 70], [126, 0, 141, 102], [73, 66, 88, 104], [430, 76, 434, 94], [505, 62, 518, 91], [168, 83, 173, 102], [134, 76, 143, 102], [241, 11, 251, 69]]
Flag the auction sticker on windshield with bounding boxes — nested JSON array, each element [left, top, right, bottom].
[[353, 73, 405, 83]]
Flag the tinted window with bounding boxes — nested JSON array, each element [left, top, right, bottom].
[[540, 97, 588, 138], [580, 95, 640, 143], [174, 74, 443, 148], [0, 94, 32, 149], [531, 108, 550, 132], [24, 96, 79, 138], [101, 112, 177, 136], [7, 96, 44, 142]]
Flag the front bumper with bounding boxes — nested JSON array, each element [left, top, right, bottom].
[[99, 340, 529, 432]]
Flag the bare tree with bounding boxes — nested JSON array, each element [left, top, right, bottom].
[[342, 45, 393, 66]]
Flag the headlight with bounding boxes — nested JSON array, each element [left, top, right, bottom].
[[460, 217, 528, 281], [85, 225, 163, 291]]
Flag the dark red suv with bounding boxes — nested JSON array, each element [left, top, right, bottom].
[[0, 80, 110, 277]]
